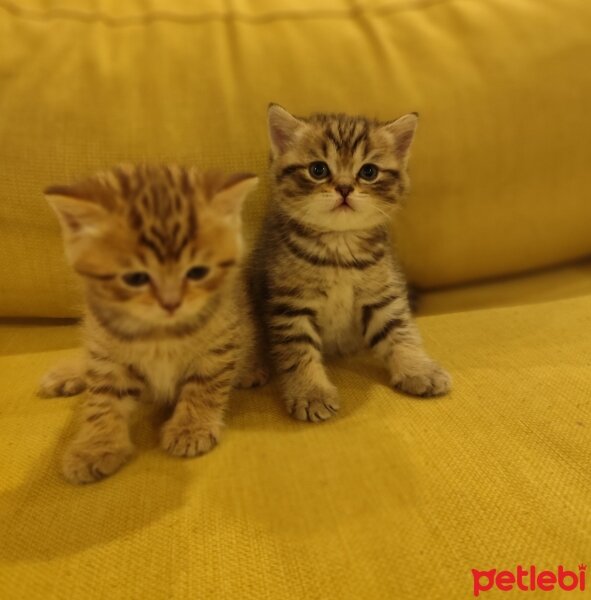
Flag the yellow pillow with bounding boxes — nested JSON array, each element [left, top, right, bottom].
[[1, 0, 590, 316]]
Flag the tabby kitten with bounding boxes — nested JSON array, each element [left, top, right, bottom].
[[248, 105, 451, 422], [42, 165, 259, 483]]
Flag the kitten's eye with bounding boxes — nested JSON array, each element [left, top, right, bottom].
[[309, 161, 331, 180], [186, 266, 210, 281], [122, 272, 150, 287], [358, 164, 379, 182]]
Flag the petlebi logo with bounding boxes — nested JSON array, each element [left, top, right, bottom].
[[471, 564, 587, 596]]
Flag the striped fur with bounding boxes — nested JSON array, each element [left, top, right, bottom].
[[41, 165, 263, 483], [247, 106, 451, 422]]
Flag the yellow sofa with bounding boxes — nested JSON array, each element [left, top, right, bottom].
[[1, 1, 590, 598]]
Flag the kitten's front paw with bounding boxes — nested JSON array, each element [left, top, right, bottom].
[[391, 360, 451, 397], [234, 366, 270, 389], [62, 441, 133, 484], [286, 387, 340, 423], [161, 421, 219, 458], [39, 366, 86, 398]]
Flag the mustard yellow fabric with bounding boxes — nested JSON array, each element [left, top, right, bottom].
[[1, 268, 591, 599], [421, 258, 591, 316], [1, 1, 591, 597], [1, 0, 591, 317]]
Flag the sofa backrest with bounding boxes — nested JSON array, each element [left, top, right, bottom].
[[1, 0, 590, 317]]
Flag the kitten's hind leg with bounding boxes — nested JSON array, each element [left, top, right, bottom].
[[232, 292, 270, 389], [233, 338, 270, 389], [234, 364, 270, 389], [39, 353, 87, 398]]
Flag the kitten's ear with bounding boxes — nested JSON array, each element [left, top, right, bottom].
[[212, 173, 259, 217], [382, 112, 419, 161], [44, 185, 109, 240], [45, 186, 112, 268], [267, 103, 304, 157]]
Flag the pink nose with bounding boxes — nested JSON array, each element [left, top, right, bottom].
[[335, 184, 353, 199], [161, 300, 181, 314]]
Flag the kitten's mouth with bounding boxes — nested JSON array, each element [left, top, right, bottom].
[[333, 200, 354, 212]]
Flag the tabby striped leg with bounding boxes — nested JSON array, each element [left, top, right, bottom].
[[62, 362, 143, 484], [161, 366, 233, 457], [362, 295, 451, 397], [268, 304, 339, 422]]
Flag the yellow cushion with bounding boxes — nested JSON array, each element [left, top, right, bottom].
[[1, 1, 591, 316], [421, 258, 591, 316], [1, 264, 590, 598]]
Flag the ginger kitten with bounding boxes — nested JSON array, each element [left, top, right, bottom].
[[247, 105, 451, 422], [42, 165, 260, 483]]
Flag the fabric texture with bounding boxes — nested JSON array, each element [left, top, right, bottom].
[[1, 269, 590, 599], [1, 1, 591, 598], [1, 0, 591, 317]]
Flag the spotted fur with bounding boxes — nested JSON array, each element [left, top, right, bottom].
[[247, 105, 451, 422], [40, 165, 263, 483]]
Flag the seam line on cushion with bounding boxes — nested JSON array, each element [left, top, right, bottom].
[[0, 0, 457, 27]]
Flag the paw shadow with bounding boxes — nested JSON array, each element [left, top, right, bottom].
[[331, 353, 450, 403], [218, 355, 420, 540], [226, 354, 382, 432], [0, 401, 190, 562]]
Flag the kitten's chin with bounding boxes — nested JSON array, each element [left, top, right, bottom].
[[297, 209, 389, 233]]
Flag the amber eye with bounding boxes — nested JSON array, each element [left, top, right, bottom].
[[358, 164, 379, 181], [122, 272, 150, 287], [186, 266, 210, 281], [309, 161, 331, 180]]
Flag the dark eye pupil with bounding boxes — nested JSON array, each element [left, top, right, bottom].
[[187, 266, 209, 281], [123, 272, 150, 286], [309, 162, 329, 179], [360, 164, 378, 180]]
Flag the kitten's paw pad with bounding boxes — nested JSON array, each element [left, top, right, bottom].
[[39, 370, 86, 398], [161, 422, 219, 458], [234, 367, 270, 389], [287, 390, 340, 423], [392, 362, 451, 397], [62, 443, 133, 484]]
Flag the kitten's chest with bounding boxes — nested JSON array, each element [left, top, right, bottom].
[[123, 340, 195, 403], [316, 272, 362, 356]]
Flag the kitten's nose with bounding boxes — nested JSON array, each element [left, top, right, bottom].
[[335, 184, 354, 199], [161, 300, 181, 314]]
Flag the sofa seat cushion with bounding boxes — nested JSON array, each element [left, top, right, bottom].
[[1, 267, 590, 598]]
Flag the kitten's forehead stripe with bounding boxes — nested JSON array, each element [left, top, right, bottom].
[[114, 167, 131, 197], [129, 206, 143, 229], [106, 166, 204, 263], [325, 128, 341, 150], [74, 164, 212, 265], [181, 169, 192, 195], [139, 233, 165, 263], [350, 127, 368, 155], [164, 165, 175, 187]]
